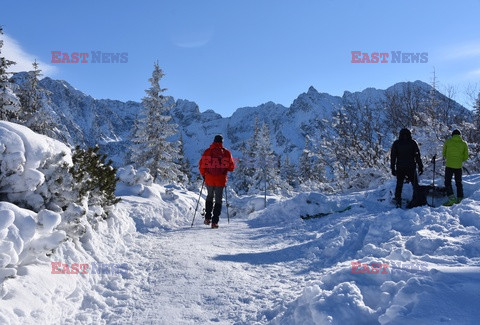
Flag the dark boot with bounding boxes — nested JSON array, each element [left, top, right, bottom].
[[204, 200, 213, 224], [212, 203, 222, 225], [395, 197, 401, 208]]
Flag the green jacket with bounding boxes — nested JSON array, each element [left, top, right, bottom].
[[443, 135, 468, 169]]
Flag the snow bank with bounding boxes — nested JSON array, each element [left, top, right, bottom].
[[253, 175, 480, 324], [116, 165, 199, 230], [0, 121, 72, 285], [0, 121, 71, 211], [0, 122, 136, 324], [248, 191, 356, 229], [0, 202, 66, 283], [0, 201, 136, 324]]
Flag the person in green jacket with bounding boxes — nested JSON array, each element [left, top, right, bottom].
[[443, 129, 469, 205]]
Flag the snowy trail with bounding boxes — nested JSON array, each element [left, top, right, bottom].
[[116, 219, 309, 324]]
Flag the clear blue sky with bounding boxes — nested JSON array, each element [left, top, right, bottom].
[[1, 0, 479, 116]]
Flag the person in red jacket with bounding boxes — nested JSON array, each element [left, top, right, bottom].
[[199, 135, 235, 228]]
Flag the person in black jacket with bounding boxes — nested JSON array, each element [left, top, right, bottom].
[[390, 128, 424, 207]]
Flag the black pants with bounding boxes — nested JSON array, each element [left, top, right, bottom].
[[205, 186, 224, 224], [395, 167, 418, 200], [445, 167, 463, 198]]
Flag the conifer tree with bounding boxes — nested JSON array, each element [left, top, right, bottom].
[[469, 92, 480, 171], [474, 92, 480, 137], [311, 146, 327, 183], [19, 60, 58, 137], [130, 62, 181, 183], [250, 122, 280, 193], [426, 68, 440, 126], [424, 69, 451, 142], [232, 119, 287, 194], [298, 136, 314, 183], [177, 133, 191, 184], [247, 117, 261, 168], [233, 118, 261, 193], [280, 155, 297, 188], [0, 27, 21, 120], [70, 145, 120, 218], [232, 141, 251, 194], [19, 60, 41, 123]]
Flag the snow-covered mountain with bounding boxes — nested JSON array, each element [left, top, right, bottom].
[[10, 74, 471, 169]]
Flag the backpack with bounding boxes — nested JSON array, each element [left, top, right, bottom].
[[407, 185, 428, 208], [408, 185, 447, 208], [206, 147, 228, 176]]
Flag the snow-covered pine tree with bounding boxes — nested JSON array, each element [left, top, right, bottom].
[[130, 63, 181, 183], [298, 135, 314, 183], [18, 60, 58, 137], [247, 117, 261, 164], [310, 145, 327, 183], [297, 134, 328, 187], [35, 152, 78, 213], [249, 122, 283, 194], [421, 69, 454, 146], [232, 118, 261, 194], [280, 155, 297, 188], [467, 91, 480, 172], [18, 60, 41, 124], [474, 92, 480, 137], [232, 118, 286, 194], [238, 118, 262, 193], [425, 68, 441, 131], [177, 133, 191, 184], [330, 107, 355, 180], [231, 141, 252, 194], [0, 27, 21, 121], [70, 145, 120, 219]]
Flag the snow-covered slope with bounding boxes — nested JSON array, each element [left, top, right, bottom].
[[249, 175, 480, 324], [0, 123, 194, 324]]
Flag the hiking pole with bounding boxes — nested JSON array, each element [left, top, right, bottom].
[[225, 184, 230, 224], [191, 180, 205, 227], [431, 154, 436, 207]]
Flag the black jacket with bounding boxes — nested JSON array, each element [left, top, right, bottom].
[[391, 129, 423, 170]]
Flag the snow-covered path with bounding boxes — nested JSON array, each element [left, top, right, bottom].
[[103, 175, 480, 325], [118, 220, 309, 324]]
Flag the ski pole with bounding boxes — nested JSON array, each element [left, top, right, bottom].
[[191, 180, 205, 227], [431, 154, 436, 206], [225, 184, 230, 224]]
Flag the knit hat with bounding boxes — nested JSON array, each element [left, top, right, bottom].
[[452, 129, 461, 136], [399, 128, 412, 140], [214, 134, 223, 143]]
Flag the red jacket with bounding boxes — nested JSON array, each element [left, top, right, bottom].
[[199, 142, 235, 187]]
